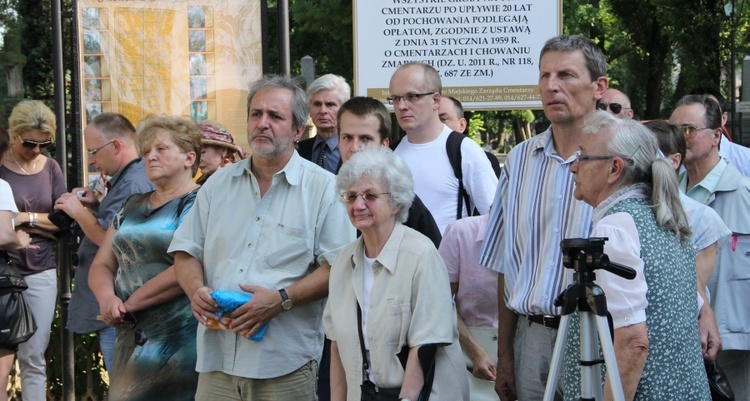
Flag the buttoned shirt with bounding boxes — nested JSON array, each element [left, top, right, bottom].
[[680, 158, 727, 205], [169, 152, 354, 379], [323, 223, 468, 401], [438, 214, 498, 328], [68, 158, 154, 334], [479, 128, 593, 315], [719, 135, 750, 177], [312, 134, 341, 174]]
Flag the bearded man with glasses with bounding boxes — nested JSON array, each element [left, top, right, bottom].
[[388, 62, 497, 235], [597, 88, 634, 119], [670, 94, 750, 401]]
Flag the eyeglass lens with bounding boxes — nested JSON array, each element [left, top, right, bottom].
[[342, 192, 386, 203]]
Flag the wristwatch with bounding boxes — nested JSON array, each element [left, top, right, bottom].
[[279, 288, 293, 311]]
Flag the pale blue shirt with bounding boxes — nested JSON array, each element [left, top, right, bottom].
[[479, 128, 593, 315], [719, 135, 750, 177], [679, 158, 728, 205], [680, 193, 731, 252], [169, 152, 355, 379]]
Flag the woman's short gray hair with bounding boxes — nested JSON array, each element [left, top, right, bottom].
[[337, 147, 414, 223]]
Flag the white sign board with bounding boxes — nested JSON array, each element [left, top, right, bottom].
[[354, 0, 562, 110], [737, 101, 750, 113]]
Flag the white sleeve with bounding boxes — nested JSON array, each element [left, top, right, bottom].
[[460, 139, 498, 215], [593, 212, 648, 329], [0, 180, 18, 216]]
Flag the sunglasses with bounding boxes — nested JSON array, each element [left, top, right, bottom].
[[18, 136, 52, 150], [122, 312, 148, 346], [597, 102, 627, 114]]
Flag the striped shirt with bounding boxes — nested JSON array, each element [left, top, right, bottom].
[[479, 128, 593, 315]]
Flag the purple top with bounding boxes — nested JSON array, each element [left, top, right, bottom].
[[0, 157, 66, 275]]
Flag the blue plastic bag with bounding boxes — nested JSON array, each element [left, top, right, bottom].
[[210, 290, 269, 341]]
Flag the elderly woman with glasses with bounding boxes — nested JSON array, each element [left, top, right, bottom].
[[323, 147, 468, 401], [0, 100, 66, 400], [563, 111, 710, 400], [89, 114, 202, 400]]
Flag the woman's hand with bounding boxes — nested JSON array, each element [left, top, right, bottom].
[[99, 295, 127, 326], [14, 230, 33, 250], [471, 351, 498, 381]]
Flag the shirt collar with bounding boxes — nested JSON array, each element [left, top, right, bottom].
[[698, 158, 728, 194], [349, 222, 406, 275], [231, 151, 303, 186], [314, 134, 339, 151]]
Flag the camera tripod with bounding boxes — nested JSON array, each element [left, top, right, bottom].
[[543, 238, 636, 401]]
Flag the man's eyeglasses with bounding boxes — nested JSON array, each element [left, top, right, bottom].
[[679, 125, 716, 138], [122, 312, 148, 346], [597, 102, 628, 114], [340, 191, 390, 203], [573, 150, 614, 164], [18, 136, 52, 150], [87, 140, 115, 157], [386, 92, 434, 105]]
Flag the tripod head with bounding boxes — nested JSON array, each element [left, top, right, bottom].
[[562, 237, 636, 285]]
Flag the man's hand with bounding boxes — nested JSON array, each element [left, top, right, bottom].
[[699, 302, 722, 362], [73, 187, 99, 209], [229, 284, 283, 338], [494, 355, 517, 401], [54, 191, 88, 220], [189, 286, 219, 325], [471, 351, 497, 381]]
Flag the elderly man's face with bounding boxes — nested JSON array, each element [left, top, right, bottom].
[[569, 130, 614, 208], [669, 103, 720, 167], [599, 89, 633, 119], [84, 124, 118, 177], [246, 88, 303, 158], [539, 50, 606, 126], [309, 89, 342, 135], [389, 65, 440, 133], [339, 111, 387, 163]]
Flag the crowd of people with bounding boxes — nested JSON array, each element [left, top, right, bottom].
[[0, 33, 748, 401]]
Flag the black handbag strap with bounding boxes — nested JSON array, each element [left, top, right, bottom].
[[356, 302, 372, 381]]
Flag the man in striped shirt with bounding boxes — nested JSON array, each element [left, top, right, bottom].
[[479, 35, 608, 401]]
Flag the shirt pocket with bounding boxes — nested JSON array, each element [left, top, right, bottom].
[[263, 221, 314, 274], [728, 233, 750, 281], [385, 297, 412, 346]]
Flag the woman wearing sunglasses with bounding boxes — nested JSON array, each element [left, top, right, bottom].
[[0, 100, 66, 400]]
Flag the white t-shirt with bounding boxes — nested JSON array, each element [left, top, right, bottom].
[[394, 125, 498, 234], [0, 179, 19, 219]]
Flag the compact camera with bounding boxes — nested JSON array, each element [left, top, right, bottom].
[[47, 209, 75, 229]]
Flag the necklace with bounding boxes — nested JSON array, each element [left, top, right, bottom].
[[10, 149, 36, 176]]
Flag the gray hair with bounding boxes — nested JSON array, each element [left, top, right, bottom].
[[540, 35, 606, 82], [583, 111, 690, 240], [337, 147, 414, 223], [307, 74, 351, 104], [674, 94, 723, 130], [247, 75, 309, 131]]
